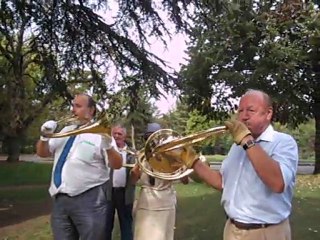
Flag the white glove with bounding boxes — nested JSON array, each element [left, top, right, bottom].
[[40, 120, 57, 141], [101, 134, 116, 150]]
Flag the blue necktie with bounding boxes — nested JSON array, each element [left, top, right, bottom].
[[53, 135, 76, 188]]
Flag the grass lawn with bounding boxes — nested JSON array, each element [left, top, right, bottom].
[[204, 154, 225, 162], [0, 162, 319, 239], [0, 162, 52, 186]]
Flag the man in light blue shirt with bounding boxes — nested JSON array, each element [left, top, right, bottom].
[[221, 124, 298, 225], [180, 89, 298, 240]]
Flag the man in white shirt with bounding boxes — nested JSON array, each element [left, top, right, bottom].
[[36, 93, 122, 240], [106, 124, 136, 240]]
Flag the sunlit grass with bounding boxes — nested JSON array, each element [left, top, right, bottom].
[[0, 165, 319, 240], [0, 163, 320, 240], [0, 162, 52, 186], [204, 154, 225, 162], [0, 216, 52, 240]]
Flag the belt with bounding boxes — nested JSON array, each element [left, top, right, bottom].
[[230, 218, 274, 230], [55, 193, 71, 198], [113, 187, 125, 191]]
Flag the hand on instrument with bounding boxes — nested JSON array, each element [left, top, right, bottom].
[[224, 119, 251, 145], [130, 164, 141, 183], [181, 146, 199, 168], [162, 146, 199, 169], [40, 120, 57, 141], [131, 164, 141, 176], [101, 134, 115, 150]]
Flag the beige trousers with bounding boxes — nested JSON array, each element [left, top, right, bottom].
[[134, 208, 175, 240], [223, 218, 291, 240]]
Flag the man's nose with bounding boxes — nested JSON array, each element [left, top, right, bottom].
[[239, 112, 249, 120]]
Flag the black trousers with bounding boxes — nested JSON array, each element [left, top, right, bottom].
[[105, 187, 133, 240]]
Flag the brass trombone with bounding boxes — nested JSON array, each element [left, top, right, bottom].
[[43, 112, 227, 180]]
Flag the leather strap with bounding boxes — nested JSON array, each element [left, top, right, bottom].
[[230, 218, 274, 230]]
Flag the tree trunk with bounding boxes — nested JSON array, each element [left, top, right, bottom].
[[311, 35, 320, 175], [314, 113, 320, 174], [3, 135, 22, 162]]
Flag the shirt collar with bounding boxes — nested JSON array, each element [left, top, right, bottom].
[[255, 124, 274, 142], [118, 144, 127, 152]]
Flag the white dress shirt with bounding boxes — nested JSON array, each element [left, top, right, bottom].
[[48, 125, 110, 197], [112, 145, 128, 188]]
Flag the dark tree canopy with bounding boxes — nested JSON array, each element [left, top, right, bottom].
[[0, 0, 202, 161], [181, 0, 320, 173]]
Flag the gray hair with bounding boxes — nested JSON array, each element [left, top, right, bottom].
[[243, 89, 273, 108], [112, 123, 127, 135]]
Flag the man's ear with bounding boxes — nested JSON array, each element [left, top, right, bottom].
[[89, 107, 95, 117], [267, 107, 273, 121]]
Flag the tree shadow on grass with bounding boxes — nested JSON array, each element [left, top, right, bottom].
[[291, 196, 320, 240], [0, 185, 52, 228], [0, 182, 319, 240]]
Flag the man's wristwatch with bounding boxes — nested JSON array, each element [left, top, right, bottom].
[[242, 139, 255, 150]]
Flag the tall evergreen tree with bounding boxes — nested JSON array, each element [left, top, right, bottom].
[[181, 0, 320, 173], [0, 0, 205, 161]]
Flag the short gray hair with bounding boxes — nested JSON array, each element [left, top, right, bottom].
[[243, 89, 273, 108], [112, 123, 127, 135]]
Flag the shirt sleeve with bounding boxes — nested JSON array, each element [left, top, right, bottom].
[[48, 138, 57, 154], [272, 134, 299, 189]]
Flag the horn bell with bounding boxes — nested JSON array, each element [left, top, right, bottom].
[[137, 126, 226, 180]]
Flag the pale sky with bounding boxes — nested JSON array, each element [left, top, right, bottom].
[[149, 34, 188, 114], [99, 2, 189, 115]]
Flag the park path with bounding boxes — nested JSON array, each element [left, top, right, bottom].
[[0, 154, 52, 163], [0, 154, 315, 174]]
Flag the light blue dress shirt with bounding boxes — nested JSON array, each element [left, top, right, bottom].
[[220, 125, 298, 224]]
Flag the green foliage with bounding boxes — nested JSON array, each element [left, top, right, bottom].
[[204, 154, 225, 162], [274, 119, 316, 161], [163, 99, 232, 154], [186, 110, 232, 154], [0, 0, 200, 102], [162, 100, 191, 134], [182, 1, 320, 124], [104, 76, 158, 149], [181, 1, 320, 173], [0, 0, 200, 160]]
